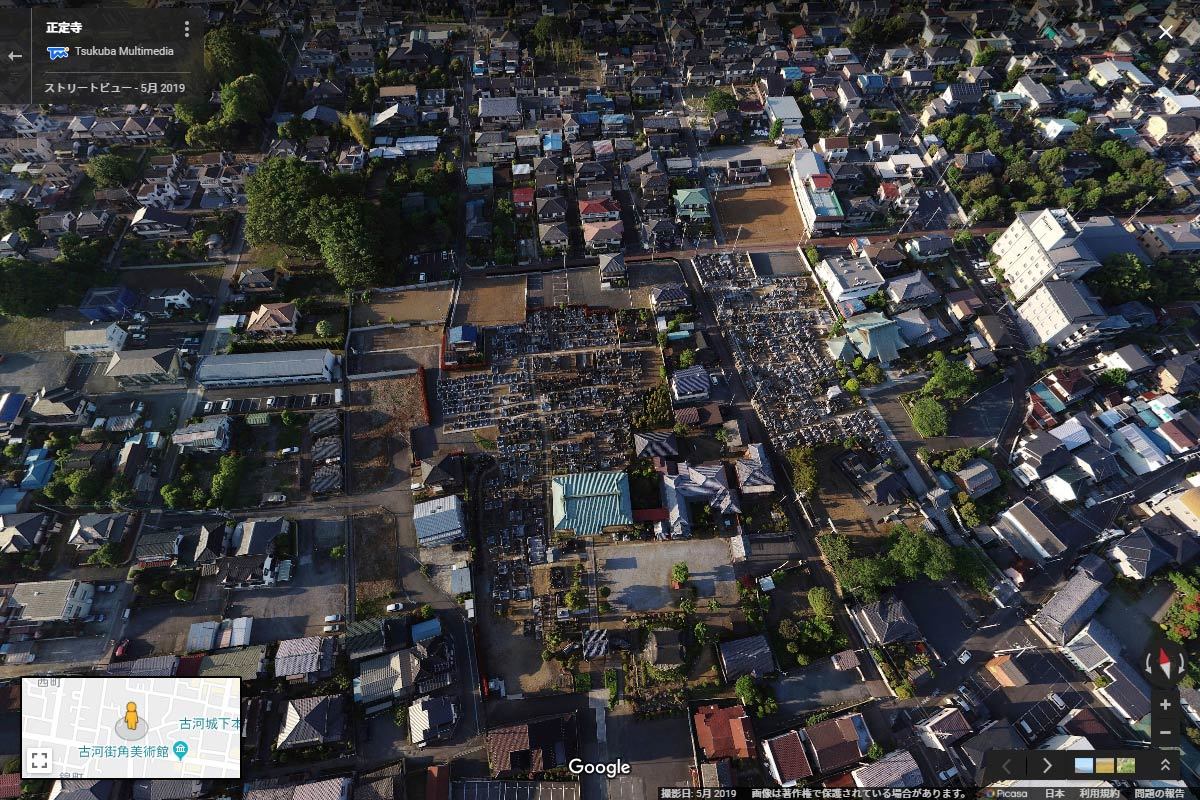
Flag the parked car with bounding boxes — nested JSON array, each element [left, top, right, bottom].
[[114, 639, 130, 658], [279, 447, 299, 456], [385, 602, 407, 613], [323, 614, 345, 624]]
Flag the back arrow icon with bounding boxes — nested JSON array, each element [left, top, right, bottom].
[[8, 52, 22, 61]]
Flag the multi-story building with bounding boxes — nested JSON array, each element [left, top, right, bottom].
[[1015, 280, 1116, 352], [816, 256, 885, 304], [991, 209, 1143, 301]]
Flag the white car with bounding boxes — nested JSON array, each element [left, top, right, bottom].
[[385, 602, 407, 613], [956, 650, 971, 665], [323, 614, 345, 624], [279, 446, 299, 456], [220, 398, 233, 412]]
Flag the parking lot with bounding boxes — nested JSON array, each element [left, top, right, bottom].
[[200, 385, 341, 415], [596, 537, 738, 613], [226, 518, 348, 642]]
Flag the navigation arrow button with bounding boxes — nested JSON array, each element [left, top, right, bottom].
[[1002, 758, 1013, 775], [1042, 757, 1053, 775], [1162, 758, 1173, 772], [7, 52, 21, 61]]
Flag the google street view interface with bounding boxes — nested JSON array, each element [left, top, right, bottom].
[[6, 0, 1200, 798]]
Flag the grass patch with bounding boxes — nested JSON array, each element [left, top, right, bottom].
[[0, 315, 75, 352]]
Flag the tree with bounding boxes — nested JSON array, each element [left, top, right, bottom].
[[85, 154, 138, 189], [340, 112, 372, 148], [219, 74, 271, 126], [694, 621, 712, 645], [677, 349, 696, 368], [417, 604, 434, 620], [1099, 367, 1129, 387], [671, 562, 690, 586], [209, 453, 244, 509], [924, 351, 975, 401], [160, 483, 187, 509], [307, 196, 382, 288], [330, 545, 346, 559], [807, 586, 834, 619], [315, 319, 335, 337], [1029, 343, 1050, 366], [769, 119, 783, 140], [704, 89, 738, 114], [532, 15, 571, 46], [844, 377, 861, 395], [953, 230, 974, 248], [564, 586, 588, 610], [910, 397, 949, 438], [105, 472, 133, 510], [244, 157, 327, 251], [787, 446, 819, 500], [203, 24, 284, 88], [174, 588, 195, 602], [862, 363, 885, 385], [0, 202, 36, 235], [280, 409, 300, 427], [86, 542, 121, 567], [0, 259, 77, 316]]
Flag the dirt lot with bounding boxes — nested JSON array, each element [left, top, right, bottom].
[[351, 511, 400, 617], [713, 168, 805, 246], [813, 447, 891, 549], [352, 285, 454, 327], [477, 592, 562, 695], [119, 265, 226, 295], [452, 275, 527, 327], [348, 375, 429, 491], [0, 310, 77, 353], [596, 537, 739, 613], [525, 262, 685, 311], [347, 326, 442, 375]]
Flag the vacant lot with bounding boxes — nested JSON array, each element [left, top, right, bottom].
[[120, 265, 226, 295], [525, 262, 684, 311], [453, 275, 527, 327], [0, 311, 76, 354], [597, 537, 738, 613], [348, 376, 428, 490], [347, 325, 442, 375], [814, 447, 891, 548], [352, 285, 454, 327], [714, 168, 805, 246], [352, 511, 400, 617]]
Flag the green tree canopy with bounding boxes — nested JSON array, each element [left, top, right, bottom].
[[704, 90, 738, 114], [85, 154, 138, 189], [910, 397, 950, 438]]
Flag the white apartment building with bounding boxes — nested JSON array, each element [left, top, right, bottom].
[[1015, 280, 1114, 352], [816, 255, 886, 303], [990, 209, 1101, 301], [63, 322, 127, 355]]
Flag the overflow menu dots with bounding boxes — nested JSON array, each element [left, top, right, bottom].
[[0, 9, 204, 104]]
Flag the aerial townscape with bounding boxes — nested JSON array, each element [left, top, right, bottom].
[[10, 0, 1200, 796]]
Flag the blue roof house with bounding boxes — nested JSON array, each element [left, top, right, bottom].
[[465, 166, 494, 190], [20, 448, 55, 490], [79, 286, 139, 322], [411, 618, 443, 643]]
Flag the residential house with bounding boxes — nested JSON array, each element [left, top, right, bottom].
[[245, 303, 300, 338]]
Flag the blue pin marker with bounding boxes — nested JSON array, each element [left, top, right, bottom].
[[173, 741, 189, 761]]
